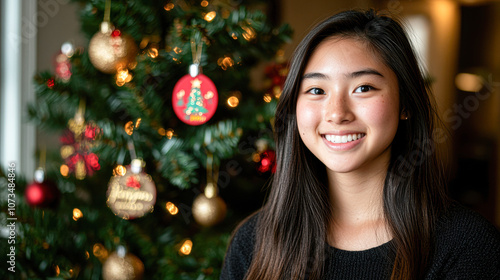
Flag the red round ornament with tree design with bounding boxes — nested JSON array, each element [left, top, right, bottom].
[[172, 73, 218, 126]]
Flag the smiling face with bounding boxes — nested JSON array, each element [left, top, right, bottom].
[[296, 37, 400, 176]]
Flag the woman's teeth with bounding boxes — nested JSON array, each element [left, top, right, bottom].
[[325, 133, 365, 144]]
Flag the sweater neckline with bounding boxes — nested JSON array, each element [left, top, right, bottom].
[[327, 239, 394, 260]]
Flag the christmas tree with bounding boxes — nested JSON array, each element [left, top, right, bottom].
[[0, 0, 291, 279]]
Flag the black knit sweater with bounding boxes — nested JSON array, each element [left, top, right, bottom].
[[221, 204, 500, 279]]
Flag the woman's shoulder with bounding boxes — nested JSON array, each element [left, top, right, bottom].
[[229, 211, 260, 248], [436, 203, 500, 242], [428, 203, 500, 279], [220, 211, 260, 280]]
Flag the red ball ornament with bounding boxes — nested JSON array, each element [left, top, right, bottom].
[[258, 150, 276, 173], [25, 170, 60, 208], [172, 73, 218, 126]]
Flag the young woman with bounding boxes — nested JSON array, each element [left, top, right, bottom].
[[221, 9, 500, 280]]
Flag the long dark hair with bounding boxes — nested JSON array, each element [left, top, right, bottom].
[[243, 9, 449, 280]]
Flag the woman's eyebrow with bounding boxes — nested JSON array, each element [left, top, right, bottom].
[[347, 68, 384, 78], [302, 68, 384, 81], [302, 72, 329, 80]]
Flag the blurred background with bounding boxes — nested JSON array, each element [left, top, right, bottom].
[[0, 0, 499, 279]]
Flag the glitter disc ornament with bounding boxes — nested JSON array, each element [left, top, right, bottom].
[[106, 159, 156, 219], [192, 183, 227, 226], [88, 22, 138, 74], [172, 65, 218, 125], [102, 246, 144, 280]]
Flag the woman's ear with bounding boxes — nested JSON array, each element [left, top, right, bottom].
[[400, 109, 410, 120]]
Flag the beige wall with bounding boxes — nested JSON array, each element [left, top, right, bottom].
[[37, 1, 83, 72], [281, 0, 375, 57], [37, 1, 83, 152]]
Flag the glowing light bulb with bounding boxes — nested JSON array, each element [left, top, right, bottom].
[[227, 96, 239, 107], [204, 11, 216, 22], [179, 239, 193, 255], [263, 94, 272, 103], [124, 121, 134, 135], [164, 3, 174, 11], [165, 129, 174, 139], [148, 47, 158, 58], [73, 208, 83, 221], [60, 164, 69, 177], [242, 26, 256, 41], [114, 165, 126, 176], [166, 202, 179, 215]]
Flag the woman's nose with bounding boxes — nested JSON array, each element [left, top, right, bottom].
[[324, 94, 354, 124]]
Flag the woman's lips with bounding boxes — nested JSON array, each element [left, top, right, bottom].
[[324, 133, 365, 144], [322, 133, 366, 151]]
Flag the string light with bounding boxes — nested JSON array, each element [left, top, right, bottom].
[[227, 96, 239, 107], [115, 68, 132, 86], [263, 94, 272, 103], [114, 165, 126, 176], [54, 265, 60, 276], [73, 208, 83, 221], [201, 0, 209, 7], [242, 26, 256, 41], [164, 3, 174, 11], [93, 243, 108, 261], [60, 164, 69, 177], [179, 239, 193, 255], [204, 11, 216, 22], [273, 86, 282, 98], [135, 118, 142, 128], [165, 129, 174, 139], [148, 47, 158, 58], [218, 56, 234, 70], [125, 121, 134, 135], [166, 202, 179, 215]]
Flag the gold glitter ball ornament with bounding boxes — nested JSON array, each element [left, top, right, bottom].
[[102, 250, 144, 280], [192, 193, 227, 227], [88, 25, 138, 74]]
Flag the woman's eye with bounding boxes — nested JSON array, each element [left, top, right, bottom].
[[307, 88, 325, 95], [354, 85, 374, 93]]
